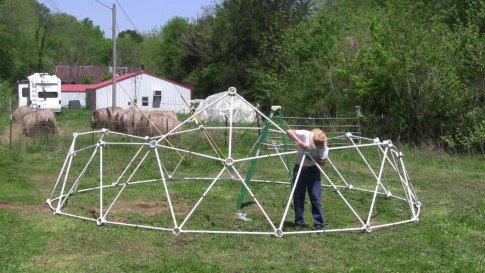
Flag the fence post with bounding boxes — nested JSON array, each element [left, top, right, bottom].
[[355, 106, 362, 144], [9, 100, 13, 150]]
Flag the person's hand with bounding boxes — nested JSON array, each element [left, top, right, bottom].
[[316, 158, 326, 166]]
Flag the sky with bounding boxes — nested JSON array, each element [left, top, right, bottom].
[[38, 0, 216, 37]]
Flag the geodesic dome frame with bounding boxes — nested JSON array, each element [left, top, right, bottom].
[[47, 87, 421, 237]]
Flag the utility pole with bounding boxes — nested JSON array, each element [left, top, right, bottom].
[[111, 4, 117, 110]]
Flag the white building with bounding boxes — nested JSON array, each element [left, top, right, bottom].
[[61, 71, 193, 113], [61, 84, 90, 108]]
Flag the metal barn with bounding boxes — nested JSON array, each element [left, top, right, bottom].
[[61, 84, 90, 108], [86, 72, 192, 113]]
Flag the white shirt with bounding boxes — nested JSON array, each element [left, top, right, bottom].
[[294, 130, 329, 166]]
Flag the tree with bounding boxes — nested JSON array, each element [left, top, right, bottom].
[[0, 0, 38, 81], [142, 17, 193, 81], [185, 0, 312, 99], [117, 29, 143, 68], [45, 14, 110, 67]]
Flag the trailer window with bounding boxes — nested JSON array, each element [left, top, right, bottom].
[[153, 91, 161, 108], [39, 92, 58, 98], [22, 88, 29, 97], [142, 96, 149, 106]]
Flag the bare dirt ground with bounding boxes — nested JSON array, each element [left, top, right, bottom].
[[0, 200, 50, 213], [0, 123, 22, 144]]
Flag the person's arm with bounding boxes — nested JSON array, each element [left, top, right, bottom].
[[286, 129, 307, 150], [315, 145, 329, 166]]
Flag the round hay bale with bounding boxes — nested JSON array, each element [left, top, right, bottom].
[[91, 107, 123, 129], [150, 110, 178, 121], [123, 110, 140, 135], [13, 106, 34, 123], [110, 108, 126, 132], [132, 111, 151, 137], [119, 109, 181, 137], [165, 116, 182, 140], [91, 108, 109, 129], [147, 112, 167, 137], [146, 112, 182, 138], [21, 110, 59, 137]]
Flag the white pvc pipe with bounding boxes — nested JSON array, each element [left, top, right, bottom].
[[283, 226, 365, 234], [155, 148, 178, 227], [179, 168, 226, 229], [114, 145, 146, 185], [50, 137, 76, 199], [349, 138, 390, 195], [56, 150, 75, 211], [102, 183, 127, 219], [370, 218, 419, 230], [180, 230, 274, 235], [56, 211, 97, 222], [198, 126, 262, 131], [155, 92, 230, 145], [227, 94, 234, 159], [71, 143, 99, 155], [75, 130, 105, 137], [365, 146, 389, 226], [70, 146, 99, 193], [327, 142, 385, 151], [233, 150, 296, 163], [311, 157, 366, 226], [278, 156, 305, 230], [231, 165, 277, 231], [106, 130, 147, 140], [57, 147, 99, 209], [104, 142, 149, 146], [99, 144, 104, 220], [155, 144, 224, 162], [103, 220, 173, 231], [326, 157, 351, 188]]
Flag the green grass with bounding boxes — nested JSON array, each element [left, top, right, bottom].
[[0, 109, 484, 272]]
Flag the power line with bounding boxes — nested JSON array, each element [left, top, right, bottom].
[[46, 0, 61, 13], [93, 0, 112, 10], [115, 0, 138, 32]]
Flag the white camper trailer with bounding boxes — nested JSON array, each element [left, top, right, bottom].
[[18, 73, 62, 112]]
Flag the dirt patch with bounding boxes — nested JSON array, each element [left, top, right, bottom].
[[0, 200, 50, 213], [35, 256, 49, 265], [0, 123, 23, 144], [111, 201, 170, 215], [33, 173, 57, 184], [107, 200, 190, 216]]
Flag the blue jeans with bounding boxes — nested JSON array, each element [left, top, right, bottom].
[[293, 165, 324, 228]]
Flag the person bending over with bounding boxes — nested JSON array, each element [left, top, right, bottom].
[[287, 128, 329, 230]]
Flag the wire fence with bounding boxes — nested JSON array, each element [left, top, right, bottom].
[[265, 106, 362, 148]]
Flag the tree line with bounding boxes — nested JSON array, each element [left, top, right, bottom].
[[0, 0, 483, 154]]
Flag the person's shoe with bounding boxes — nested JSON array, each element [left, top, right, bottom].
[[294, 224, 305, 230], [314, 226, 324, 231]]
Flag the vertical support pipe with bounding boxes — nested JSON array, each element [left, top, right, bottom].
[[99, 142, 104, 222], [231, 165, 277, 231], [154, 148, 178, 227], [55, 139, 77, 211], [179, 168, 226, 229], [9, 100, 12, 150], [278, 156, 306, 231], [50, 136, 77, 200], [228, 94, 234, 159], [111, 4, 117, 110], [365, 146, 389, 228], [355, 106, 361, 144]]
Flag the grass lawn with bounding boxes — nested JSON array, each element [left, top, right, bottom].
[[0, 109, 483, 272]]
